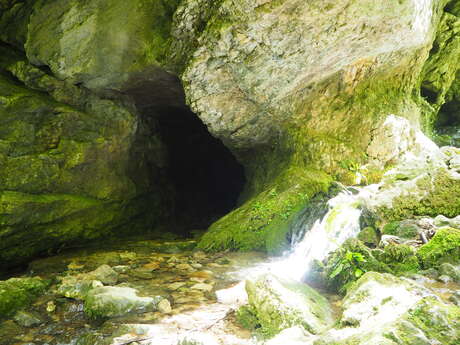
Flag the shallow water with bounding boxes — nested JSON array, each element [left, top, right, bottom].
[[0, 240, 269, 345]]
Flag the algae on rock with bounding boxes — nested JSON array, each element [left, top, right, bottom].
[[0, 277, 49, 318]]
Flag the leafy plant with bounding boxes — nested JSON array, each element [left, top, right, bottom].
[[327, 250, 368, 292]]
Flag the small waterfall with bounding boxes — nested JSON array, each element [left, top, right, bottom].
[[270, 188, 365, 281]]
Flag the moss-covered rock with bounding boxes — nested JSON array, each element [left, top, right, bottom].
[[0, 47, 169, 269], [0, 277, 49, 318], [198, 168, 332, 254], [380, 244, 421, 274], [422, 11, 460, 109], [357, 226, 380, 247], [84, 286, 164, 319], [417, 227, 460, 268], [8, 0, 180, 90], [315, 272, 460, 345], [244, 274, 334, 338], [439, 262, 460, 282], [322, 239, 391, 293], [381, 221, 420, 239], [377, 168, 460, 221], [182, 0, 447, 251]]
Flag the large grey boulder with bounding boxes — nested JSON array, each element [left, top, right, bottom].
[[84, 286, 167, 319], [314, 272, 460, 345], [244, 274, 334, 338]]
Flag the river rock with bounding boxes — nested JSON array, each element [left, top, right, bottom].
[[417, 227, 460, 268], [84, 286, 163, 319], [57, 265, 118, 299], [13, 311, 43, 327], [265, 326, 313, 345], [244, 274, 334, 337], [439, 262, 460, 282], [315, 272, 460, 345]]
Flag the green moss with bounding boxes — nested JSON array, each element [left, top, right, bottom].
[[417, 227, 460, 268], [404, 297, 460, 345], [380, 244, 420, 274], [382, 221, 419, 239], [0, 277, 49, 318], [357, 227, 380, 247], [379, 170, 460, 221], [198, 168, 332, 254], [382, 221, 400, 236], [323, 239, 391, 294], [236, 305, 260, 331]]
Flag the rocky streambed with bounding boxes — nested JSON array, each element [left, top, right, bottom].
[[0, 233, 459, 345], [0, 239, 269, 345]]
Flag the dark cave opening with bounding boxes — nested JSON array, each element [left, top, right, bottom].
[[434, 99, 460, 147], [153, 106, 246, 232], [436, 99, 460, 127], [124, 71, 246, 235]]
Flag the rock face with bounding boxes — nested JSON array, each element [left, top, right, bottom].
[[191, 0, 454, 252], [0, 45, 169, 269], [1, 0, 460, 262]]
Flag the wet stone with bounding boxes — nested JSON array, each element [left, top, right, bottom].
[[13, 311, 43, 327]]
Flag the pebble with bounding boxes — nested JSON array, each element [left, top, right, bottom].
[[157, 299, 172, 313], [46, 301, 56, 313], [13, 311, 43, 327], [176, 263, 194, 271], [190, 283, 213, 292], [168, 282, 187, 290]]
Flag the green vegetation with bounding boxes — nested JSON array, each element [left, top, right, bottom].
[[378, 170, 460, 221], [198, 168, 332, 254], [0, 277, 49, 318], [417, 227, 460, 268]]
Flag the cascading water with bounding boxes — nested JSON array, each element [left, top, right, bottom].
[[268, 185, 378, 282]]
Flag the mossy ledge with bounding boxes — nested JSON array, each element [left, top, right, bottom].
[[198, 168, 332, 254]]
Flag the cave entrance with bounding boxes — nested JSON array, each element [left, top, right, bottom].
[[154, 105, 246, 233], [124, 71, 246, 235]]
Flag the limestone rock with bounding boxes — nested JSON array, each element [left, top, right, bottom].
[[23, 0, 181, 91], [84, 286, 163, 319], [315, 272, 460, 345], [0, 45, 168, 269], [245, 274, 334, 337]]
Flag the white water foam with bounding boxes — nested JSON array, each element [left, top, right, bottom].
[[269, 189, 365, 281]]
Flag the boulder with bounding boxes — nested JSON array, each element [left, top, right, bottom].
[[439, 262, 460, 282], [56, 265, 118, 300], [314, 272, 460, 345], [244, 274, 334, 337], [84, 286, 164, 319], [0, 277, 49, 318], [417, 227, 460, 268]]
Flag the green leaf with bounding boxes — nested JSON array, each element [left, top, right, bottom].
[[354, 268, 364, 277], [329, 263, 344, 278]]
